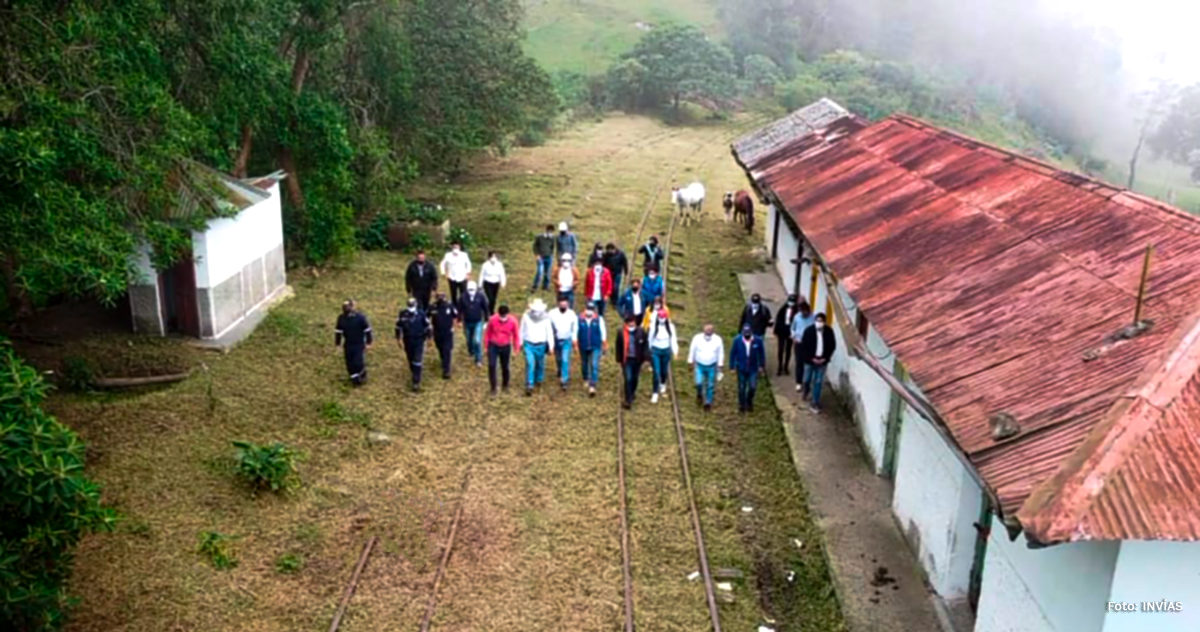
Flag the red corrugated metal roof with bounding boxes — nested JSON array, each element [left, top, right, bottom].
[[738, 112, 1200, 543]]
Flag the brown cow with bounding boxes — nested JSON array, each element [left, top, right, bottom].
[[734, 190, 754, 234]]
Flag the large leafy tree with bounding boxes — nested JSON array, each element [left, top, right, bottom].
[[1149, 83, 1200, 183], [623, 24, 736, 113]]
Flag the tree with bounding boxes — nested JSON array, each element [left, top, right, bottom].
[[1149, 83, 1200, 183], [606, 59, 649, 112], [1126, 80, 1178, 189], [623, 24, 736, 114], [743, 55, 785, 97], [0, 340, 117, 630]]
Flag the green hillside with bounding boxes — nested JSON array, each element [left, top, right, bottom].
[[523, 0, 722, 74]]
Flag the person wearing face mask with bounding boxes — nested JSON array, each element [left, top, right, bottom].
[[640, 295, 670, 329], [334, 299, 373, 386], [602, 243, 630, 308], [773, 295, 801, 377], [638, 235, 665, 272], [532, 224, 556, 292], [484, 304, 520, 396], [555, 221, 578, 261], [439, 241, 472, 306], [797, 313, 837, 413], [647, 309, 679, 404], [549, 297, 579, 390], [405, 250, 438, 312], [641, 265, 664, 303], [479, 250, 506, 315], [730, 325, 768, 413], [457, 281, 489, 367], [586, 242, 605, 267], [520, 298, 555, 396], [739, 293, 773, 338], [430, 292, 458, 380], [584, 259, 613, 318], [790, 300, 817, 393], [615, 314, 649, 410], [688, 323, 724, 411], [577, 302, 608, 396], [618, 279, 647, 323], [556, 253, 580, 309], [395, 297, 432, 392]]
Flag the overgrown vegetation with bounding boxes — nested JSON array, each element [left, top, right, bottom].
[[232, 440, 296, 492], [197, 531, 238, 570], [0, 341, 116, 631]]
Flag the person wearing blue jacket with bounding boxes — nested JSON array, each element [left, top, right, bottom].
[[576, 302, 608, 396], [730, 324, 768, 413], [641, 265, 664, 302]]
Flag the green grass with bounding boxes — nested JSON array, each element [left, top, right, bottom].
[[523, 0, 723, 74]]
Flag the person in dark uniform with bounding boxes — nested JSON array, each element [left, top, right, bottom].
[[395, 297, 432, 391], [334, 299, 373, 385], [739, 293, 773, 337], [405, 250, 439, 311], [603, 242, 630, 308], [430, 292, 458, 379]]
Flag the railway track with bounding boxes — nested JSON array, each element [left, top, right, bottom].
[[614, 115, 764, 632]]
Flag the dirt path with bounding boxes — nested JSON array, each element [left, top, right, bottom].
[[58, 114, 843, 632]]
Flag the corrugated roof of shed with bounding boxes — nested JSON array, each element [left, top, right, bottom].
[[732, 98, 861, 170], [735, 110, 1200, 543]]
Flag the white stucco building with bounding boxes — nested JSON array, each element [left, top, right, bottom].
[[735, 100, 1200, 632], [129, 166, 289, 342]]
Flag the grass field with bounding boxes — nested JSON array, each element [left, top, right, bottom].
[[50, 114, 844, 632], [523, 0, 722, 74]]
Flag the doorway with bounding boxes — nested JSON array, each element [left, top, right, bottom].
[[160, 254, 200, 337]]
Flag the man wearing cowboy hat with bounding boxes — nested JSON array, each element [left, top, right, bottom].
[[519, 297, 555, 395]]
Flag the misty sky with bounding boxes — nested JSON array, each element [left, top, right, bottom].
[[1052, 0, 1200, 84]]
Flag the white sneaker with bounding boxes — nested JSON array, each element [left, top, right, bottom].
[[795, 384, 802, 392], [651, 393, 659, 404], [660, 384, 668, 394]]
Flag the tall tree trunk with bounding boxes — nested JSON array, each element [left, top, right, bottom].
[[1128, 120, 1151, 190], [1, 252, 33, 319], [278, 49, 312, 211], [233, 124, 253, 178]]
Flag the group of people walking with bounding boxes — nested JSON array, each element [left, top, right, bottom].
[[333, 219, 838, 415]]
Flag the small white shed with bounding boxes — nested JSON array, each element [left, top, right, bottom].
[[129, 166, 288, 342]]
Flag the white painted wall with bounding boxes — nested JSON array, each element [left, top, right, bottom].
[[769, 205, 801, 296], [131, 242, 157, 285], [1102, 542, 1200, 632], [892, 406, 985, 598], [192, 183, 283, 289], [975, 515, 1118, 632]]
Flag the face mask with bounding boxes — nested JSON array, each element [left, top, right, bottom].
[[704, 334, 713, 340], [787, 299, 795, 305], [649, 273, 657, 278], [816, 322, 825, 330], [632, 286, 640, 292], [743, 333, 752, 340], [559, 306, 567, 313]]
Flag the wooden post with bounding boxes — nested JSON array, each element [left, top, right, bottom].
[[1134, 244, 1154, 326]]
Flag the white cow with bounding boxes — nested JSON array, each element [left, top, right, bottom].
[[671, 182, 706, 227]]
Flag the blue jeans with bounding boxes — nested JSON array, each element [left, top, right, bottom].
[[580, 348, 601, 386], [524, 342, 547, 387], [587, 293, 607, 316], [651, 347, 673, 392], [737, 370, 759, 409], [464, 321, 484, 363], [558, 289, 575, 310], [554, 339, 572, 384], [532, 256, 552, 290], [806, 363, 828, 407], [694, 363, 717, 405]]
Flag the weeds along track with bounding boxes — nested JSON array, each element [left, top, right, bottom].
[[614, 116, 764, 631]]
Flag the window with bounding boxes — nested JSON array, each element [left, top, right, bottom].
[[856, 310, 870, 339]]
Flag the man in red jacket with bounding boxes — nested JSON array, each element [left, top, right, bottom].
[[583, 260, 614, 318], [484, 304, 521, 396]]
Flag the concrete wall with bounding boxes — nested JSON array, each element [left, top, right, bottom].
[[1102, 542, 1200, 632], [892, 404, 984, 599], [193, 183, 286, 339], [975, 515, 1118, 632], [128, 242, 164, 335], [767, 204, 802, 295]]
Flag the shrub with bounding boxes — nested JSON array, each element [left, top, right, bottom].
[[356, 212, 395, 251], [449, 227, 475, 250], [495, 190, 511, 210], [232, 441, 296, 492], [275, 553, 304, 574], [406, 233, 433, 254], [60, 356, 95, 391], [0, 341, 117, 630], [197, 531, 237, 570]]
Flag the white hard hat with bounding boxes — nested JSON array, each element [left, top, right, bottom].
[[558, 221, 568, 231]]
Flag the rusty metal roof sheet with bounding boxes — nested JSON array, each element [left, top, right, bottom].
[[732, 98, 863, 170], [736, 111, 1200, 543]]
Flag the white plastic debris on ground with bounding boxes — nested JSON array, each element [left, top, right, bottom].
[[687, 571, 700, 581]]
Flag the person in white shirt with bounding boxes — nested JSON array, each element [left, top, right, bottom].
[[647, 309, 679, 404], [688, 323, 724, 411], [440, 241, 472, 306], [479, 250, 507, 316], [519, 298, 555, 395], [548, 297, 579, 390], [556, 253, 580, 309]]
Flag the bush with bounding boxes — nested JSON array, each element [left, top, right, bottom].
[[60, 356, 95, 391], [449, 227, 475, 250], [197, 531, 237, 570], [232, 441, 296, 492], [0, 341, 117, 631], [356, 212, 395, 251], [406, 233, 433, 254]]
